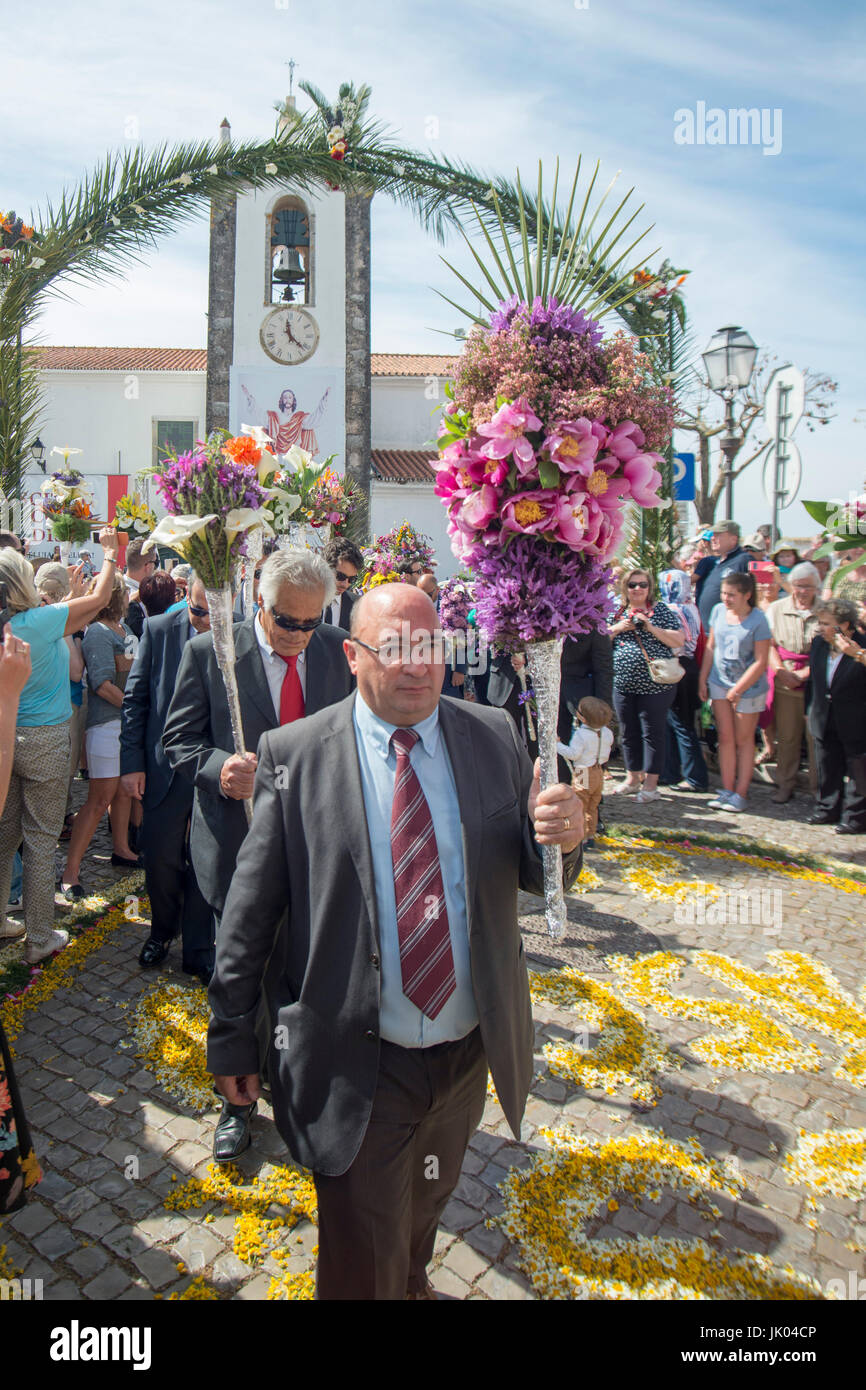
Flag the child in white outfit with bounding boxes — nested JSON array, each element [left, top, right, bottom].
[[557, 696, 614, 839]]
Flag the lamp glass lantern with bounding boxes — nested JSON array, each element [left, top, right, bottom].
[[702, 326, 758, 393], [30, 437, 46, 470]]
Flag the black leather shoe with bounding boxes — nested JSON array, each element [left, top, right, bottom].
[[112, 853, 144, 868], [139, 938, 171, 968], [835, 823, 864, 836], [807, 813, 838, 825], [213, 1101, 256, 1163]]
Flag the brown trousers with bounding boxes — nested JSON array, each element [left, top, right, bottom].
[[574, 764, 605, 838], [313, 1027, 488, 1300], [773, 686, 816, 795]]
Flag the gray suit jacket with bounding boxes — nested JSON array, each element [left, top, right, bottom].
[[207, 693, 583, 1176], [162, 617, 355, 913]]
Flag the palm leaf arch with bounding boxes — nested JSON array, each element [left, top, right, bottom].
[[1, 80, 670, 492]]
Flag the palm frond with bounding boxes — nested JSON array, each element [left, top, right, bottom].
[[434, 160, 655, 328]]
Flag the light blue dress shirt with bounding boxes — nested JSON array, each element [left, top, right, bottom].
[[352, 691, 478, 1048]]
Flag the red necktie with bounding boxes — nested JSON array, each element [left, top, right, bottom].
[[278, 654, 305, 725], [390, 728, 456, 1019]]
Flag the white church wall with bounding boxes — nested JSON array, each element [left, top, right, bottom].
[[37, 370, 206, 478], [372, 377, 447, 450]]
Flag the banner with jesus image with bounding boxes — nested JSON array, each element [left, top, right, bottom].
[[229, 367, 344, 466]]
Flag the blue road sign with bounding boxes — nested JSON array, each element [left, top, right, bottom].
[[673, 452, 696, 502]]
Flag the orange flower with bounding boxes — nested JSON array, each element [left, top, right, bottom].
[[22, 226, 34, 239], [223, 435, 262, 467]]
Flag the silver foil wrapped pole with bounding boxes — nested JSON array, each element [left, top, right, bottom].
[[204, 585, 253, 826], [58, 540, 71, 567], [526, 637, 566, 941], [242, 527, 263, 618]]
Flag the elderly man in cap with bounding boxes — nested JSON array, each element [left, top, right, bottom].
[[697, 520, 753, 630], [163, 548, 355, 1161], [207, 582, 584, 1300]]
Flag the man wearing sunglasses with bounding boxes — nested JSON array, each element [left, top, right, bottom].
[[163, 548, 355, 1161], [120, 574, 214, 985], [322, 536, 364, 630], [208, 583, 585, 1299]]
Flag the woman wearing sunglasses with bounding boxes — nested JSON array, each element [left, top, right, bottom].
[[609, 569, 685, 803]]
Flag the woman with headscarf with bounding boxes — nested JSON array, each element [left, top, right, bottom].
[[658, 569, 709, 793]]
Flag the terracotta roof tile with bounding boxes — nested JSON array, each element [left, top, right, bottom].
[[35, 346, 208, 372], [33, 347, 456, 377], [370, 353, 455, 377], [371, 449, 437, 483]]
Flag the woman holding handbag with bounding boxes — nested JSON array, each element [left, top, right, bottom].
[[609, 569, 685, 804], [699, 571, 771, 814]]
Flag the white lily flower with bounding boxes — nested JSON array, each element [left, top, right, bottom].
[[178, 173, 193, 186], [51, 446, 83, 461], [224, 508, 275, 543], [265, 162, 278, 174], [281, 444, 314, 473], [31, 257, 46, 268], [239, 422, 279, 483], [207, 165, 219, 175], [269, 487, 301, 517], [142, 514, 216, 556]]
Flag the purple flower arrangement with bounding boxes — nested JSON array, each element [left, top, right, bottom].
[[150, 429, 270, 587], [437, 574, 475, 632], [471, 537, 614, 650], [435, 294, 674, 644]]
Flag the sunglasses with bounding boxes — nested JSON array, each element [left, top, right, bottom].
[[627, 581, 649, 589], [335, 570, 357, 585], [187, 602, 209, 617], [270, 609, 323, 633]]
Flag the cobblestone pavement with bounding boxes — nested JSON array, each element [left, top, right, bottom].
[[1, 770, 864, 1301]]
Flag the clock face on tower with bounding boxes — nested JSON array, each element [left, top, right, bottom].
[[260, 306, 320, 364]]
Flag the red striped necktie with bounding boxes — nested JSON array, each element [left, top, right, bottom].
[[278, 653, 305, 725], [389, 727, 456, 1020]]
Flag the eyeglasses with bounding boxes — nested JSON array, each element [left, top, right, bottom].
[[187, 602, 209, 617], [335, 570, 357, 586], [627, 581, 649, 589], [351, 633, 443, 667], [270, 609, 323, 633]]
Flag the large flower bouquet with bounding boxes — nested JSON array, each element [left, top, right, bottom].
[[437, 574, 475, 632], [304, 465, 362, 533], [111, 492, 157, 538], [361, 521, 435, 592], [41, 449, 98, 548], [145, 429, 276, 823], [434, 163, 673, 935]]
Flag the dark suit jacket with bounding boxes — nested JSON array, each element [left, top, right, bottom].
[[120, 606, 196, 811], [163, 617, 355, 912], [561, 632, 614, 713], [207, 693, 583, 1176], [808, 632, 866, 749]]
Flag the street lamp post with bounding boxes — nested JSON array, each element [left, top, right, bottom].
[[702, 325, 758, 519]]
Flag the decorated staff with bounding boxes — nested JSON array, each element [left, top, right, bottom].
[[434, 162, 674, 936], [40, 447, 98, 564], [144, 430, 276, 823]]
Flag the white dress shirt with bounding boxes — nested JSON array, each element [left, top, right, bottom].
[[323, 596, 341, 628], [827, 651, 844, 687], [254, 610, 307, 718]]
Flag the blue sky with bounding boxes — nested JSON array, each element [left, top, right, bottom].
[[3, 0, 864, 532]]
